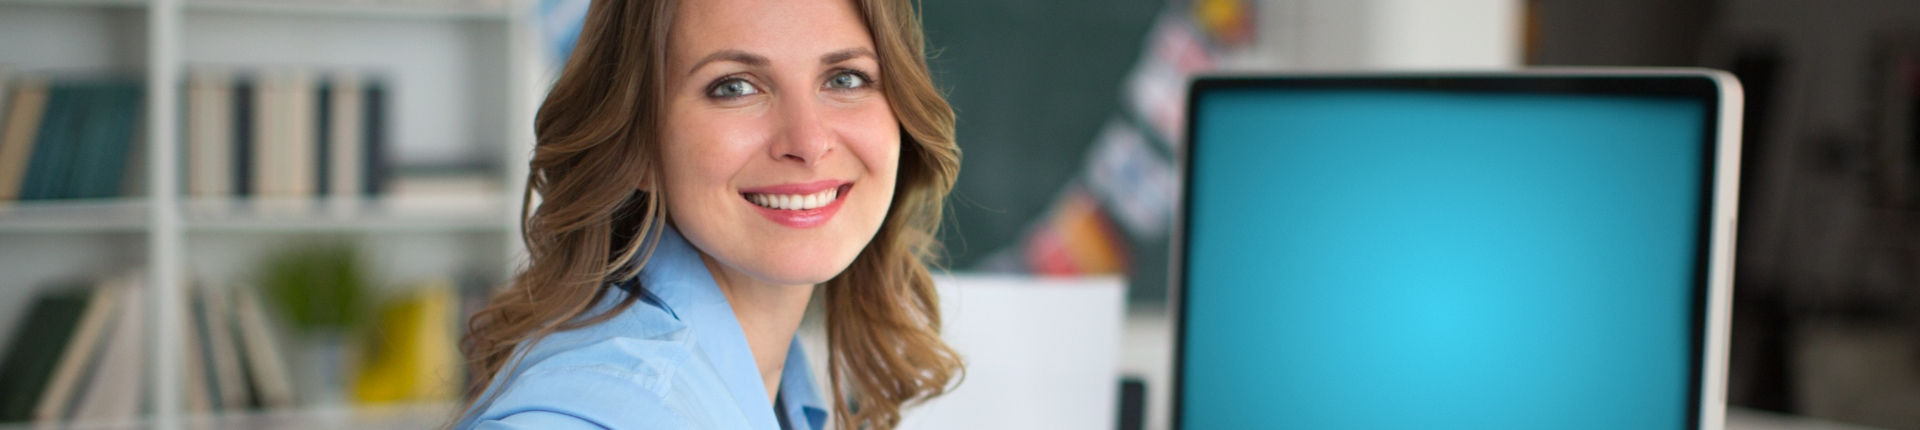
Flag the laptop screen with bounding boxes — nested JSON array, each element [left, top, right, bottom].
[[1177, 76, 1725, 429]]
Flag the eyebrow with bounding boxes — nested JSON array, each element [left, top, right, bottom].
[[687, 50, 769, 76], [820, 48, 876, 66]]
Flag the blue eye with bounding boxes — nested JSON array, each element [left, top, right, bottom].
[[826, 71, 868, 89], [709, 78, 760, 98]]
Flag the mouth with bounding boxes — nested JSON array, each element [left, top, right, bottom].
[[742, 183, 851, 211], [738, 181, 851, 229]]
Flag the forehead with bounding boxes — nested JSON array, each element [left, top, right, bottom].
[[669, 0, 874, 65]]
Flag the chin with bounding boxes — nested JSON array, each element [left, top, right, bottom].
[[747, 246, 861, 286]]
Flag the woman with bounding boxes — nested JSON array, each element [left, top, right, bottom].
[[453, 0, 962, 428]]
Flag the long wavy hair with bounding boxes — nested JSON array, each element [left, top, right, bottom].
[[457, 0, 962, 428]]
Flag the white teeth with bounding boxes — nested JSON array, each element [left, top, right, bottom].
[[745, 187, 840, 210]]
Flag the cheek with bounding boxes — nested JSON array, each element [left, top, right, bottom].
[[844, 106, 902, 189], [660, 109, 766, 199]]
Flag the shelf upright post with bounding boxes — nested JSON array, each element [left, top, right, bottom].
[[505, 0, 539, 281], [146, 0, 184, 428]]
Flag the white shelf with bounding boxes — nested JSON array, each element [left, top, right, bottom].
[[183, 194, 513, 233], [0, 0, 147, 8], [0, 0, 511, 19], [0, 402, 458, 430], [0, 195, 515, 234], [185, 0, 509, 20], [0, 199, 150, 233], [0, 1, 538, 428]]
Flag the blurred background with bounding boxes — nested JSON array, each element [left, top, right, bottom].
[[0, 0, 1916, 429]]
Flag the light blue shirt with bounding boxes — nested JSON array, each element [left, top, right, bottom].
[[456, 226, 828, 430]]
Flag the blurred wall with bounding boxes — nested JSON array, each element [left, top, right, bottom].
[[1248, 0, 1521, 70]]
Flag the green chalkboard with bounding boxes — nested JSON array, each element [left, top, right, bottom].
[[921, 0, 1167, 273]]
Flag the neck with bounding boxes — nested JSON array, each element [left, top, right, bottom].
[[699, 253, 816, 403]]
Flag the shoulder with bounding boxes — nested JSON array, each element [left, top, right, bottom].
[[463, 288, 707, 428], [520, 286, 694, 383]]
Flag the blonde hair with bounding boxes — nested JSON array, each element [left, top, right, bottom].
[[458, 0, 963, 428]]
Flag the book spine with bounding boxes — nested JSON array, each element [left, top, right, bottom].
[[253, 74, 278, 200], [66, 85, 103, 200], [70, 275, 146, 422], [33, 282, 123, 422], [329, 74, 363, 200], [83, 81, 142, 199], [285, 71, 317, 203], [20, 84, 74, 201], [0, 289, 91, 421], [231, 287, 294, 408], [0, 78, 50, 201], [188, 69, 235, 198], [363, 82, 386, 196], [233, 77, 254, 198], [199, 285, 249, 410], [316, 79, 332, 197], [0, 68, 12, 138]]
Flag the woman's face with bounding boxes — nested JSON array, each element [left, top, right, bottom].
[[660, 0, 898, 288]]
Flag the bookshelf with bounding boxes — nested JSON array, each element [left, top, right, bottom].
[[0, 0, 539, 429]]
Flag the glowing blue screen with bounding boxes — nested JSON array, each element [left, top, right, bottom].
[[1181, 88, 1707, 429]]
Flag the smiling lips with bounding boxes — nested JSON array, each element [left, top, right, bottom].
[[739, 181, 851, 228]]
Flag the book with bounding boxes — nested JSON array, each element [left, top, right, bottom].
[[52, 85, 99, 200], [18, 84, 75, 201], [251, 73, 279, 201], [187, 283, 220, 409], [0, 76, 48, 201], [327, 73, 364, 200], [31, 280, 123, 422], [249, 70, 317, 205], [316, 79, 331, 197], [231, 286, 294, 408], [234, 76, 255, 198], [363, 81, 388, 196], [69, 81, 141, 199], [188, 68, 235, 197], [4, 78, 141, 201], [182, 68, 393, 203], [283, 70, 318, 203], [0, 286, 91, 422], [0, 66, 13, 133], [178, 285, 212, 414], [68, 274, 146, 423], [116, 100, 146, 199], [196, 284, 248, 410]]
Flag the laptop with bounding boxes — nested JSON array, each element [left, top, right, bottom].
[[1171, 70, 1743, 429]]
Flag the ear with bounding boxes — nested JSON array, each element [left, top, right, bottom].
[[636, 176, 652, 192]]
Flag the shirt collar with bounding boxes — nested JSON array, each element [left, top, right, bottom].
[[638, 224, 826, 430], [780, 336, 829, 430]]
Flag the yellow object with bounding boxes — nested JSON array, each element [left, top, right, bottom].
[[352, 280, 461, 404], [1194, 0, 1253, 46]]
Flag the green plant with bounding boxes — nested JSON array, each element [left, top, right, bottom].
[[259, 243, 368, 333]]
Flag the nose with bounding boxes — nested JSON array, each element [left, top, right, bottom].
[[769, 95, 832, 165]]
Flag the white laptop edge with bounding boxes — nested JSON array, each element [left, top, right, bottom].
[[1701, 69, 1745, 430]]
